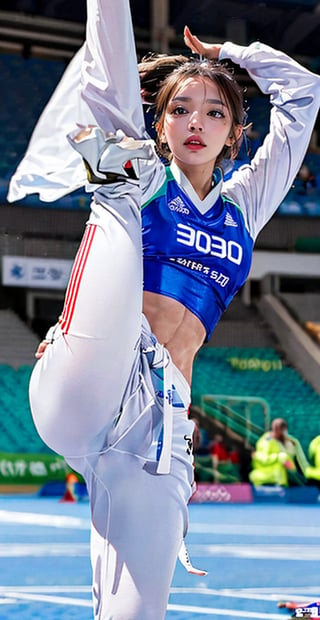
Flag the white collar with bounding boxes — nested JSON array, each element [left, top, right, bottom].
[[170, 161, 223, 215]]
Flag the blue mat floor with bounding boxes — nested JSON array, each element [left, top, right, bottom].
[[0, 496, 319, 619]]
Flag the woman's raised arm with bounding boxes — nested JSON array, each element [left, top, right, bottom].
[[221, 41, 320, 239]]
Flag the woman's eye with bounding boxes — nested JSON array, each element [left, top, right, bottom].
[[172, 106, 187, 115], [208, 109, 225, 119]]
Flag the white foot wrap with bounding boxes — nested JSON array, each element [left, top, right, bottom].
[[67, 126, 155, 184], [178, 540, 208, 576]]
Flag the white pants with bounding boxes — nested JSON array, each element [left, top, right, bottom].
[[29, 184, 194, 619]]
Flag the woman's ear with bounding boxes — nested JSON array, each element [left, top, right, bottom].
[[156, 121, 166, 144], [225, 124, 243, 147], [234, 125, 243, 143]]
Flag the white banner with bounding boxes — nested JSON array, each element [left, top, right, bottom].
[[2, 256, 73, 289]]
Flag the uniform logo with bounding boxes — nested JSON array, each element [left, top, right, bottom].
[[168, 196, 190, 214], [224, 212, 238, 227]]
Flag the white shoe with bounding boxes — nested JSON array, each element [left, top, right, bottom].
[[67, 126, 155, 184]]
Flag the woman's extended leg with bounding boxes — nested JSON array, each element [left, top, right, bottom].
[[29, 170, 144, 457]]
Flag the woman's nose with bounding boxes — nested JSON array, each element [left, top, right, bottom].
[[188, 113, 203, 132]]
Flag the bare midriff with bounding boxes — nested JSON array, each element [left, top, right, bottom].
[[143, 291, 206, 385]]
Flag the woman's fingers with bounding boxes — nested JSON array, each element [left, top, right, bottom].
[[184, 26, 202, 54], [184, 25, 222, 60]]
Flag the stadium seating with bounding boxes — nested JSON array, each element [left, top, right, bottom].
[[192, 346, 320, 454], [0, 363, 49, 453], [0, 310, 50, 453]]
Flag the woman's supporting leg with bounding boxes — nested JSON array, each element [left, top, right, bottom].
[[85, 450, 189, 620], [29, 181, 143, 457]]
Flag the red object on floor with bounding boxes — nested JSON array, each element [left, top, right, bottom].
[[277, 601, 311, 609], [59, 472, 79, 502]]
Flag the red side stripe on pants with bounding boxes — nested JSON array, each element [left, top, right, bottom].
[[59, 224, 97, 334]]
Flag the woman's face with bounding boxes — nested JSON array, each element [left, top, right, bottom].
[[161, 76, 238, 177]]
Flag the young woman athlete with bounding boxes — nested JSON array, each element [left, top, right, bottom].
[[8, 0, 320, 618]]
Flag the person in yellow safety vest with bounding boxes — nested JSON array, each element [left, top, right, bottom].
[[305, 435, 320, 486], [249, 418, 309, 487]]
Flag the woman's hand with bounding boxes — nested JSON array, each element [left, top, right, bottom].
[[184, 26, 222, 60], [35, 340, 49, 359]]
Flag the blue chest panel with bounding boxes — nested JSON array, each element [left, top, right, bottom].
[[142, 169, 254, 339]]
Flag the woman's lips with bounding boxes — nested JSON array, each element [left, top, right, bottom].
[[184, 136, 206, 149]]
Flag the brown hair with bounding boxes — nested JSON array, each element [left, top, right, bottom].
[[139, 54, 246, 166], [139, 53, 189, 104]]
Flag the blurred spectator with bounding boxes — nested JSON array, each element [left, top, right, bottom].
[[194, 431, 241, 484], [210, 433, 241, 481], [305, 435, 320, 487], [210, 432, 235, 467], [249, 418, 309, 487], [296, 163, 317, 195]]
